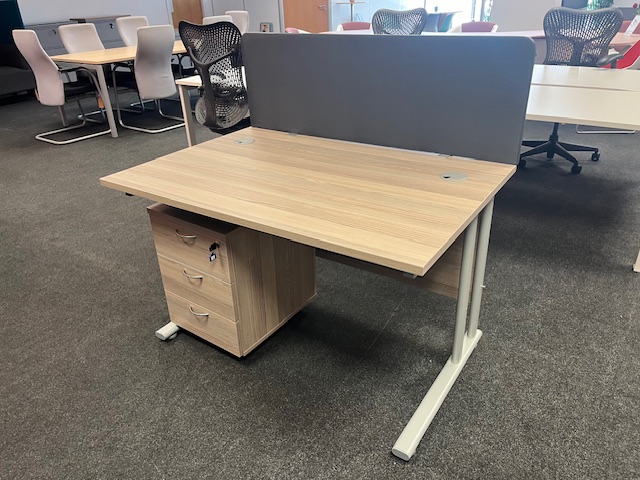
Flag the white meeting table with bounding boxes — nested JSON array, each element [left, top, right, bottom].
[[50, 41, 187, 138]]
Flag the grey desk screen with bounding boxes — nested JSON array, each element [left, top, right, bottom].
[[241, 34, 535, 164]]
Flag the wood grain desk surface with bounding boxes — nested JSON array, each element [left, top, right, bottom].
[[50, 40, 186, 64], [531, 64, 640, 92], [100, 127, 515, 276]]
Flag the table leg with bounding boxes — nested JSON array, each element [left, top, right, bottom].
[[178, 84, 197, 147], [87, 63, 118, 138], [634, 249, 640, 273], [391, 200, 495, 461]]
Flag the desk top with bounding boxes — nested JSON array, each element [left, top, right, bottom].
[[531, 64, 640, 92], [50, 40, 186, 64], [100, 127, 516, 276], [527, 84, 640, 130]]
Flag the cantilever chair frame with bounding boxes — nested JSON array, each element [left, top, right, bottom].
[[13, 29, 109, 145], [111, 25, 184, 134], [37, 67, 109, 145]]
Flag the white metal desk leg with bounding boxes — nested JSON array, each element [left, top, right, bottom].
[[634, 249, 640, 273], [178, 84, 196, 147], [467, 199, 494, 337], [88, 64, 118, 138], [392, 217, 480, 461]]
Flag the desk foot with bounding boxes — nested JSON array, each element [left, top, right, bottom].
[[634, 249, 640, 273], [391, 329, 482, 461], [155, 322, 179, 341]]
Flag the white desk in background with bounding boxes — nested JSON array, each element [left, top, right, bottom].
[[529, 66, 640, 272], [531, 64, 640, 92]]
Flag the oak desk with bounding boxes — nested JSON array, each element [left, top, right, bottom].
[[51, 41, 187, 138], [100, 126, 516, 460]]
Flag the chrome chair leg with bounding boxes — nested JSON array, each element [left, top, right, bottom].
[[36, 100, 111, 145]]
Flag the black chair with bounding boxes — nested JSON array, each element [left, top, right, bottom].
[[371, 8, 428, 35], [178, 21, 248, 132], [520, 7, 623, 174]]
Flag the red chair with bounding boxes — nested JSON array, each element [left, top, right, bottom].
[[460, 21, 498, 32], [337, 21, 371, 31], [610, 40, 640, 69], [619, 20, 640, 34]]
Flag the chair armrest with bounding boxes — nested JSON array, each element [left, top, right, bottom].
[[597, 45, 631, 68]]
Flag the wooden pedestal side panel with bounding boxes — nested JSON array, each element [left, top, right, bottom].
[[226, 228, 317, 356]]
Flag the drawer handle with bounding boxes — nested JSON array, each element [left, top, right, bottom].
[[175, 230, 196, 241], [189, 306, 209, 318], [182, 269, 204, 280]]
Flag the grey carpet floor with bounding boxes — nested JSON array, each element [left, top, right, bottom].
[[0, 95, 639, 480]]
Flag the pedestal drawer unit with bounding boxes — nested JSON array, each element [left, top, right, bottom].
[[147, 203, 317, 357]]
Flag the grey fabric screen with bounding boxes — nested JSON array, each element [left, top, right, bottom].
[[242, 34, 535, 164]]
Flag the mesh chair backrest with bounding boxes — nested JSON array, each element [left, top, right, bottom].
[[371, 8, 428, 35], [116, 16, 149, 46], [179, 21, 248, 129], [543, 7, 623, 66], [203, 15, 233, 25], [226, 11, 249, 34], [134, 25, 177, 100], [12, 29, 64, 106], [58, 23, 105, 53]]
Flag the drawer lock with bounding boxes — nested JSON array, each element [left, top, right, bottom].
[[209, 242, 219, 262]]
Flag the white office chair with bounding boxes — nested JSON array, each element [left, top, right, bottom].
[[12, 29, 110, 144], [112, 25, 184, 133], [116, 16, 149, 46], [58, 23, 105, 53], [225, 11, 249, 34], [202, 15, 232, 25]]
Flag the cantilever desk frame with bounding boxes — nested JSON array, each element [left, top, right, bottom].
[[102, 35, 535, 460]]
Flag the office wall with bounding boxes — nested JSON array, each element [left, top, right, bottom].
[[17, 0, 171, 26], [490, 0, 559, 31], [205, 0, 283, 32]]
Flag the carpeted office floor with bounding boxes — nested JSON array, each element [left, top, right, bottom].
[[0, 94, 639, 480]]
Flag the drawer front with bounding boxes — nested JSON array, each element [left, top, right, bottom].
[[165, 291, 240, 356], [157, 254, 236, 321], [149, 215, 232, 283]]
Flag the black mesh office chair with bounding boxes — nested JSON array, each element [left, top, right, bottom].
[[519, 7, 623, 174], [179, 21, 249, 131], [371, 8, 429, 35]]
